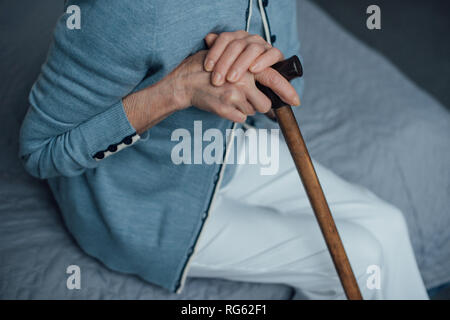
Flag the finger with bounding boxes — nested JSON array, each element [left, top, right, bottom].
[[249, 47, 284, 73], [245, 86, 273, 113], [255, 68, 300, 106], [221, 87, 255, 115], [217, 104, 247, 123], [226, 42, 270, 83], [204, 33, 218, 48], [236, 99, 256, 116], [212, 39, 250, 86], [203, 93, 247, 122], [204, 31, 247, 73]]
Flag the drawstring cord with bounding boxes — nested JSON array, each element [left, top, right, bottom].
[[258, 0, 272, 45], [246, 0, 272, 45], [245, 0, 253, 32]]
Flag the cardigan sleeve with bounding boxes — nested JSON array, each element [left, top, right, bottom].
[[19, 1, 154, 178]]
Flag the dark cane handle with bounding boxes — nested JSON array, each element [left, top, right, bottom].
[[256, 55, 303, 109]]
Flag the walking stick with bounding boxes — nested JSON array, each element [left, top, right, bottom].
[[256, 56, 363, 300]]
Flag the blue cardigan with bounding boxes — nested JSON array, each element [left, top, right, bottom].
[[19, 0, 303, 292]]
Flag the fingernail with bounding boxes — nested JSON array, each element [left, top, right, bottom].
[[293, 96, 301, 106], [205, 59, 214, 71], [250, 63, 259, 72], [227, 70, 238, 81], [212, 72, 222, 85]]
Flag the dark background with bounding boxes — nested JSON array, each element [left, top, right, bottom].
[[316, 0, 450, 109]]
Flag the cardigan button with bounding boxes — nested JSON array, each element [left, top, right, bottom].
[[122, 135, 133, 145], [271, 34, 277, 44], [263, 0, 269, 7], [94, 151, 105, 159], [107, 144, 118, 152]]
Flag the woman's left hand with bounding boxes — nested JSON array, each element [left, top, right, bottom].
[[203, 30, 299, 107], [204, 31, 283, 85]]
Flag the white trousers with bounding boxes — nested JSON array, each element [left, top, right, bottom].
[[188, 133, 428, 300]]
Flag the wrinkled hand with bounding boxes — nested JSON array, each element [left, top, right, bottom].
[[203, 30, 300, 107], [169, 50, 275, 122]]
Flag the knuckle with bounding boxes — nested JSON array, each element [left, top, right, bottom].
[[230, 39, 246, 50], [247, 42, 264, 52], [219, 32, 233, 42], [222, 88, 237, 105], [205, 33, 216, 40], [249, 34, 264, 42], [237, 30, 248, 36], [217, 105, 228, 115], [216, 107, 229, 119], [271, 47, 283, 59], [267, 69, 282, 86]]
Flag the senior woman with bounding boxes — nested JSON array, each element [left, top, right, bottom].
[[19, 0, 427, 299]]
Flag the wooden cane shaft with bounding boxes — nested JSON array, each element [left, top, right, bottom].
[[275, 106, 363, 300]]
